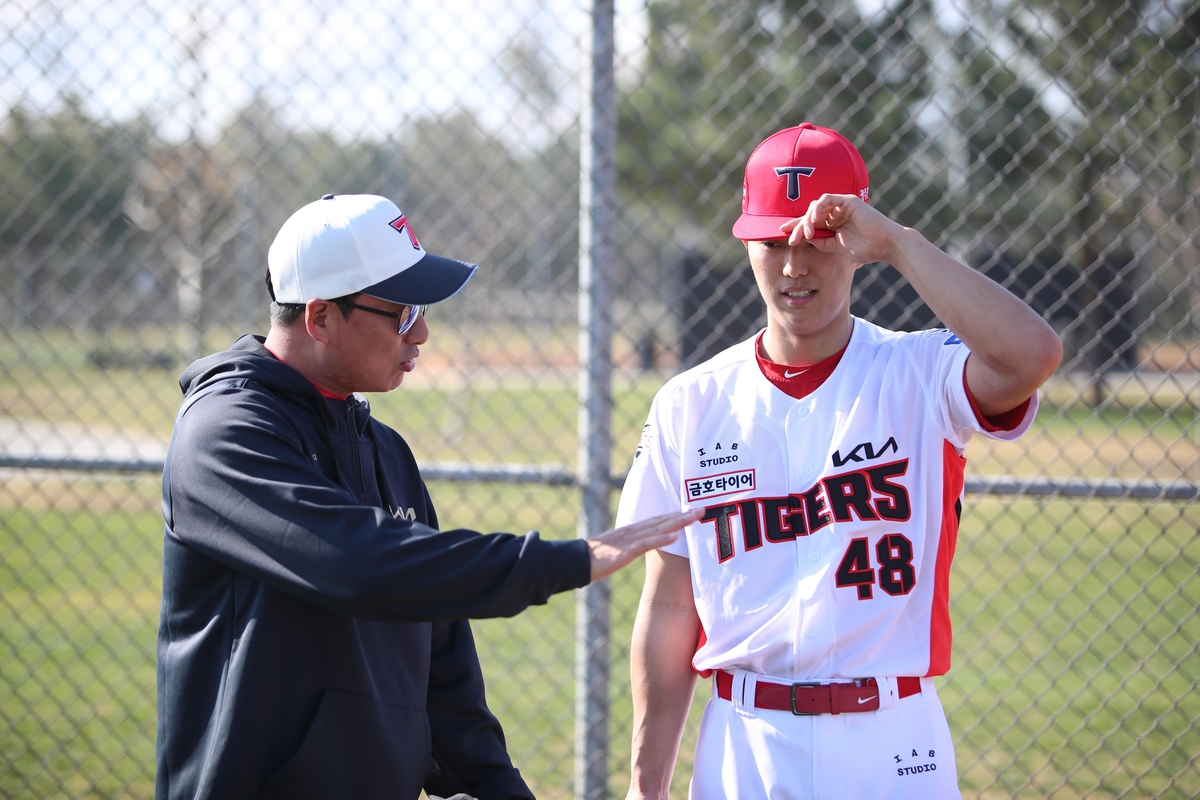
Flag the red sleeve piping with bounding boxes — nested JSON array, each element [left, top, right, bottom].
[[962, 362, 1031, 433]]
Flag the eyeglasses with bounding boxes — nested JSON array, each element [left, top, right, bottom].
[[345, 301, 427, 335]]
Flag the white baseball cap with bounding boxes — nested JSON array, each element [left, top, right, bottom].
[[267, 194, 478, 305]]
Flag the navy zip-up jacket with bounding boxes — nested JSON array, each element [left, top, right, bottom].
[[157, 335, 591, 800]]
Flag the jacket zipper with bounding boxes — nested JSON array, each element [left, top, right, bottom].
[[346, 398, 365, 501]]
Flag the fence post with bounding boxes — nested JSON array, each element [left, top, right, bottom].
[[176, 2, 208, 363], [575, 1, 616, 798]]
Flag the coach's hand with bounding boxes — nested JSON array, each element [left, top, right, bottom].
[[586, 510, 703, 582]]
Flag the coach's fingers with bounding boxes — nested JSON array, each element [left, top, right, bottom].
[[586, 509, 703, 582]]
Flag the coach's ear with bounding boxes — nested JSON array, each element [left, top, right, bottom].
[[304, 299, 336, 345]]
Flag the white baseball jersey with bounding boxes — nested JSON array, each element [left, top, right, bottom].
[[616, 319, 1037, 682]]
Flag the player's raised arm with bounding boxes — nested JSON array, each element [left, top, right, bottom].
[[626, 550, 699, 800], [785, 195, 1063, 416]]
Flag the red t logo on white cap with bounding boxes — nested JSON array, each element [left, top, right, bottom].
[[390, 215, 421, 250]]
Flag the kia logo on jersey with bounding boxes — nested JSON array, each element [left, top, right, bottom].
[[832, 436, 899, 467], [774, 166, 816, 200]]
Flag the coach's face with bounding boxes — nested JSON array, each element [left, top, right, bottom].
[[746, 237, 860, 351], [315, 295, 429, 395]]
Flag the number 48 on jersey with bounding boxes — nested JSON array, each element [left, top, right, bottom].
[[835, 534, 916, 600]]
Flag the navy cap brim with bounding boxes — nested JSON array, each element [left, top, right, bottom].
[[360, 253, 479, 306]]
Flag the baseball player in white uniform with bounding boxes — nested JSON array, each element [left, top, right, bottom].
[[618, 123, 1063, 800]]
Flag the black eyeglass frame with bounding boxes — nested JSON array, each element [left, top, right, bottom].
[[345, 301, 427, 335]]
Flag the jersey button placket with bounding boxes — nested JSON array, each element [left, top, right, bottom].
[[788, 400, 820, 487], [785, 398, 821, 668]]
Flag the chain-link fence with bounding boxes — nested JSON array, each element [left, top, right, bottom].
[[2, 0, 1199, 797]]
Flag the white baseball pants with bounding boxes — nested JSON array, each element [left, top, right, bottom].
[[688, 675, 962, 800]]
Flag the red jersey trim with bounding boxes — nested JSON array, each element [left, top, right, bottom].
[[963, 361, 1031, 432], [754, 331, 848, 400], [928, 439, 965, 677], [694, 623, 713, 679]]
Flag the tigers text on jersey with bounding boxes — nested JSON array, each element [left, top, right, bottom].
[[616, 319, 1037, 682]]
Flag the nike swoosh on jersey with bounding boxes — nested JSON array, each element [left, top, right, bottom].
[[784, 369, 808, 378], [857, 696, 872, 704]]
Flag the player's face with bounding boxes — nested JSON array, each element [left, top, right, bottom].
[[327, 296, 430, 394], [746, 237, 860, 356]]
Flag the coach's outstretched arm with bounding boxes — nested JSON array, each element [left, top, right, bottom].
[[588, 510, 703, 581], [625, 550, 700, 800], [784, 196, 1063, 414]]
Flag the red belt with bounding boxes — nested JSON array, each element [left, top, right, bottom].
[[716, 670, 921, 715]]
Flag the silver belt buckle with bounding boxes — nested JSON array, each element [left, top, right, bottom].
[[789, 682, 822, 715]]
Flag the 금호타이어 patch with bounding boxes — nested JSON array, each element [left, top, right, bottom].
[[684, 469, 756, 501]]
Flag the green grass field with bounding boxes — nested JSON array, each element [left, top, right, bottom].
[[2, 476, 1198, 799]]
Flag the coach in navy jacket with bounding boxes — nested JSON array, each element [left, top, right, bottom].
[[156, 195, 695, 800]]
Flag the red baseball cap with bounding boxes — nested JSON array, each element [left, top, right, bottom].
[[732, 122, 869, 240]]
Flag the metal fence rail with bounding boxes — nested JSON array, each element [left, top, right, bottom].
[[3, 1, 1199, 798], [6, 458, 1200, 503]]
